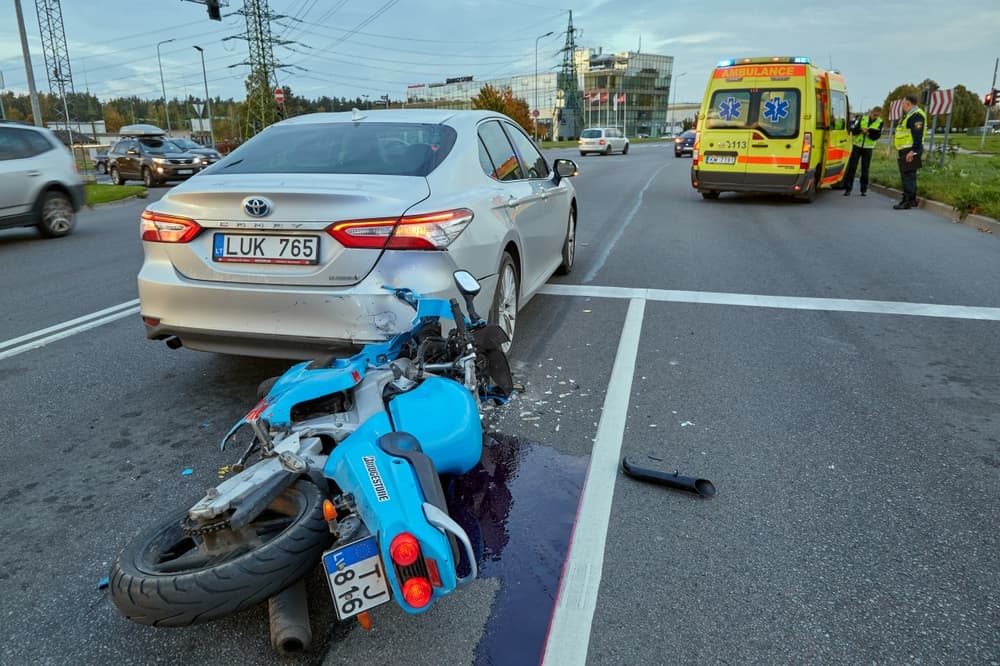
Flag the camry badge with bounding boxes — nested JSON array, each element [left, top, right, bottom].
[[243, 197, 272, 218]]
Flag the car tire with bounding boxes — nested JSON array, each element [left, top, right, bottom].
[[623, 142, 629, 155], [604, 145, 612, 156], [110, 166, 125, 186], [675, 151, 682, 158], [490, 252, 518, 353], [579, 151, 587, 157], [555, 208, 576, 276], [142, 167, 156, 188], [36, 190, 76, 238], [701, 191, 720, 200]]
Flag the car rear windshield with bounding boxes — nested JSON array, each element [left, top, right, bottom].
[[580, 129, 603, 138], [208, 122, 458, 176], [705, 89, 800, 138]]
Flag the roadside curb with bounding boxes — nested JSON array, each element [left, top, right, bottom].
[[86, 193, 148, 209], [869, 184, 999, 236]]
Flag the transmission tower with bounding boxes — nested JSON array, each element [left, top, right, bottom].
[[233, 0, 288, 137], [556, 10, 582, 141], [34, 0, 75, 130]]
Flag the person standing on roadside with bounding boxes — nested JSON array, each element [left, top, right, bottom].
[[893, 95, 926, 210], [843, 106, 883, 196]]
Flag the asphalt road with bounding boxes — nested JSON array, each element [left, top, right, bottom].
[[1, 143, 998, 665]]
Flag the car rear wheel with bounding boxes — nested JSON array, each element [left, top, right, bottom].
[[556, 208, 576, 276], [36, 191, 76, 238], [579, 151, 587, 157], [110, 166, 125, 186], [623, 142, 629, 155], [604, 145, 612, 156], [490, 252, 518, 353], [142, 167, 156, 188]]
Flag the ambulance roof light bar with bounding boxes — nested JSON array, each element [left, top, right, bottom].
[[716, 56, 810, 67]]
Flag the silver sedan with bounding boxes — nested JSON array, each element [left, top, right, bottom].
[[137, 109, 579, 358]]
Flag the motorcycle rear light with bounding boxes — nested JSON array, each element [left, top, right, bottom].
[[401, 576, 433, 608], [322, 500, 338, 522], [140, 210, 203, 243], [425, 557, 442, 588], [390, 532, 421, 567], [800, 131, 812, 170], [327, 209, 474, 250]]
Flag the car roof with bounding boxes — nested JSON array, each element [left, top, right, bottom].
[[274, 109, 506, 128]]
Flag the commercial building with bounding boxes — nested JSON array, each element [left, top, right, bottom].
[[405, 47, 676, 139]]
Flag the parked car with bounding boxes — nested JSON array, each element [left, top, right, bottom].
[[578, 127, 630, 156], [674, 129, 696, 157], [94, 147, 110, 174], [166, 137, 223, 166], [0, 120, 84, 238], [108, 124, 205, 187], [138, 109, 580, 359]]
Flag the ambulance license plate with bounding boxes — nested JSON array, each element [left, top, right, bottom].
[[705, 153, 737, 165], [323, 536, 391, 620]]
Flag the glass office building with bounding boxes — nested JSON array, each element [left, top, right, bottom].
[[404, 47, 675, 138]]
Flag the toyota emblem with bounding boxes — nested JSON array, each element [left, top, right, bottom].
[[243, 197, 272, 218]]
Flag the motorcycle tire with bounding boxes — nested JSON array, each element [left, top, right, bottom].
[[109, 481, 331, 627]]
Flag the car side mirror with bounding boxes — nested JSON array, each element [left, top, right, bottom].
[[453, 270, 481, 296], [552, 158, 578, 184]]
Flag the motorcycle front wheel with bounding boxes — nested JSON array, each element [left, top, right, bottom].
[[109, 481, 330, 627]]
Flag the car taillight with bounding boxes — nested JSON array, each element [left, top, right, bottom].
[[390, 532, 421, 567], [140, 210, 203, 243], [799, 131, 812, 170], [692, 133, 700, 166], [599, 139, 606, 145], [328, 208, 473, 250], [401, 577, 433, 609]]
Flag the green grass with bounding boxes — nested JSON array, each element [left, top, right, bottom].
[[936, 134, 1000, 154], [868, 148, 1000, 220], [85, 183, 147, 206]]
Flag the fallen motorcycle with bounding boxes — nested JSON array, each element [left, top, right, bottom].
[[109, 270, 512, 648]]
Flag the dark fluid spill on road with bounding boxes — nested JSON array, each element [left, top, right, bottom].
[[445, 433, 588, 666]]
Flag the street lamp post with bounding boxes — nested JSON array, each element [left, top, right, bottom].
[[156, 38, 176, 133], [669, 71, 687, 134], [193, 46, 216, 150], [534, 31, 554, 141]]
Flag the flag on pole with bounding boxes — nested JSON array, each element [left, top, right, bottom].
[[889, 98, 904, 121]]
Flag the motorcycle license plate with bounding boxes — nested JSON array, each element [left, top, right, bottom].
[[323, 536, 391, 620]]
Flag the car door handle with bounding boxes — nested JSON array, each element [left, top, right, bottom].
[[26, 170, 42, 177], [752, 143, 768, 148]]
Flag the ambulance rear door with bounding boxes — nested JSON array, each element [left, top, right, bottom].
[[699, 87, 752, 183], [743, 83, 805, 185]]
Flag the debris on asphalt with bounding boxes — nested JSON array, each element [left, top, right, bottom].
[[97, 576, 110, 590], [182, 468, 194, 476]]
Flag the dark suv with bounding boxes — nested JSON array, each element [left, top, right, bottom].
[[108, 135, 204, 187]]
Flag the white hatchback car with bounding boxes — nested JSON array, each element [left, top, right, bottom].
[[0, 121, 84, 238], [578, 127, 630, 156], [138, 109, 580, 359]]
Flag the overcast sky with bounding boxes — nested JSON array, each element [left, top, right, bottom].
[[1, 0, 998, 115]]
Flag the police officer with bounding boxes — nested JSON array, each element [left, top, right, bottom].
[[843, 106, 882, 196], [893, 94, 926, 210]]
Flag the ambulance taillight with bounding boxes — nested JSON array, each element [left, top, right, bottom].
[[799, 132, 812, 170]]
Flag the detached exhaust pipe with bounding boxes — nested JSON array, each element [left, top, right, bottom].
[[268, 579, 312, 655], [164, 336, 183, 350], [621, 457, 717, 498]]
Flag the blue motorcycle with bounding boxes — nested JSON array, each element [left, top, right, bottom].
[[110, 271, 512, 646]]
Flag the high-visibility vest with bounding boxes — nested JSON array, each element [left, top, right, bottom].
[[853, 114, 883, 149], [893, 106, 927, 151]]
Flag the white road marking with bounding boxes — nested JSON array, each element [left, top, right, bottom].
[[0, 300, 140, 361], [583, 165, 670, 284], [540, 284, 1000, 321], [542, 297, 646, 666]]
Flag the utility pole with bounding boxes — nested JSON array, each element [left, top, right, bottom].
[[556, 10, 582, 141], [15, 0, 43, 125], [35, 0, 76, 131], [230, 0, 289, 138]]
